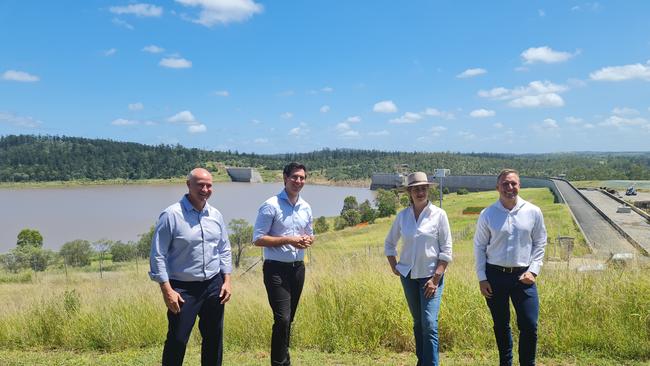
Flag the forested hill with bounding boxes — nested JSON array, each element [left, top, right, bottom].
[[1, 135, 649, 182]]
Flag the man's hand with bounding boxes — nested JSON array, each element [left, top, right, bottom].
[[290, 235, 313, 249], [518, 271, 536, 285], [479, 280, 493, 299], [160, 282, 184, 314], [220, 275, 232, 304]]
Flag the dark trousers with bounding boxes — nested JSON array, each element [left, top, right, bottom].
[[485, 265, 539, 366], [162, 273, 225, 366], [263, 260, 305, 366]]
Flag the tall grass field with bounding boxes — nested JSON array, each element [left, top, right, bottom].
[[0, 188, 648, 365]]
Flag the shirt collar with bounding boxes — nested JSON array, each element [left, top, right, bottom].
[[181, 194, 210, 214], [278, 189, 303, 207], [497, 197, 527, 212]]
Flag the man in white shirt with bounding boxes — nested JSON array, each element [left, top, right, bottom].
[[474, 169, 547, 366]]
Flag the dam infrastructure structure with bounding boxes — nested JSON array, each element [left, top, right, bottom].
[[552, 179, 648, 259], [370, 173, 406, 190], [226, 167, 263, 183]]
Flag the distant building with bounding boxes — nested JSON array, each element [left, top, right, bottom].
[[370, 173, 406, 190], [226, 167, 263, 183]]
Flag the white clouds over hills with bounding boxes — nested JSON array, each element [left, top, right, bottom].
[[521, 46, 576, 64], [590, 60, 650, 81], [479, 80, 567, 108]]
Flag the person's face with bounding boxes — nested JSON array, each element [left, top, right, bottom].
[[187, 170, 213, 209], [408, 184, 429, 204], [497, 173, 520, 201], [283, 168, 306, 195]]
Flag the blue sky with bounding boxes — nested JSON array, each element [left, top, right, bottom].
[[1, 1, 650, 154]]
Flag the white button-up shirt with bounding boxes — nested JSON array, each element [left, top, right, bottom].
[[473, 197, 547, 282], [384, 202, 453, 279]]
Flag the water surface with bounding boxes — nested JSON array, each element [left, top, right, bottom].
[[0, 183, 375, 252]]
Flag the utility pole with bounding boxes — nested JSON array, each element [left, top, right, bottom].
[[434, 169, 450, 208]]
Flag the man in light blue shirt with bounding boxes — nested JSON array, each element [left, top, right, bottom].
[[474, 169, 547, 366], [253, 162, 314, 366], [149, 168, 232, 366]]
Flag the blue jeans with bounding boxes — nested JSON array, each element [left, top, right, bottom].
[[400, 273, 445, 366], [485, 265, 539, 366]]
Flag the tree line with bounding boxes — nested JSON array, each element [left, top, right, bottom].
[[2, 134, 650, 182]]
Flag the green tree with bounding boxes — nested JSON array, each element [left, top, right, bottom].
[[228, 219, 253, 268], [16, 228, 43, 249], [136, 226, 155, 259], [314, 216, 329, 234], [110, 241, 136, 262], [359, 200, 377, 224], [340, 209, 361, 227], [340, 196, 359, 215], [14, 246, 53, 272], [428, 186, 440, 201], [375, 189, 398, 218], [334, 217, 347, 231], [0, 252, 21, 273], [399, 194, 410, 207], [60, 239, 92, 267]]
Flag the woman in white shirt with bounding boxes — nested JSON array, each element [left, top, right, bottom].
[[384, 171, 453, 366]]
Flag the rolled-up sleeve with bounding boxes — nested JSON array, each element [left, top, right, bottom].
[[384, 214, 401, 257], [473, 211, 490, 282], [253, 203, 275, 242], [528, 208, 547, 276], [437, 211, 453, 263], [149, 212, 172, 283]]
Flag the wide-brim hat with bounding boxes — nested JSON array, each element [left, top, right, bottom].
[[406, 172, 432, 187]]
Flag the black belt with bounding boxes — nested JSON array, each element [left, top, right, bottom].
[[264, 259, 304, 267], [487, 263, 528, 274]]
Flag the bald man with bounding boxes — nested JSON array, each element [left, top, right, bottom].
[[149, 168, 232, 366]]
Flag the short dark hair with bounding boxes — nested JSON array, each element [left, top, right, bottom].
[[496, 168, 519, 184], [283, 162, 307, 177]]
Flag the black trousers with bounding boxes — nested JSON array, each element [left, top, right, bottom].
[[162, 273, 225, 366], [263, 260, 305, 366]]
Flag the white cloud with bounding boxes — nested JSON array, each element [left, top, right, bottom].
[[336, 122, 351, 131], [542, 118, 559, 129], [280, 112, 293, 119], [389, 112, 422, 124], [599, 115, 647, 128], [429, 126, 447, 136], [288, 126, 308, 136], [142, 45, 164, 53], [340, 130, 360, 138], [0, 111, 42, 128], [111, 18, 134, 29], [509, 94, 564, 108], [470, 109, 495, 118], [175, 0, 263, 27], [320, 105, 330, 113], [457, 68, 487, 79], [590, 61, 650, 81], [335, 121, 359, 138], [159, 57, 192, 69], [188, 124, 207, 133], [254, 138, 268, 143], [373, 100, 398, 113], [494, 122, 504, 129], [104, 48, 117, 56], [321, 86, 334, 93], [423, 108, 454, 119], [168, 110, 197, 124], [612, 107, 639, 115], [565, 116, 583, 124], [2, 70, 40, 82], [521, 46, 575, 64], [111, 118, 139, 126], [346, 116, 361, 123], [109, 4, 163, 17], [368, 130, 389, 136], [128, 102, 144, 111], [479, 81, 568, 109], [214, 90, 229, 97], [459, 131, 476, 140]]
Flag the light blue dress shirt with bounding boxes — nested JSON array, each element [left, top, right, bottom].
[[253, 189, 313, 263], [473, 197, 547, 282], [149, 195, 232, 283]]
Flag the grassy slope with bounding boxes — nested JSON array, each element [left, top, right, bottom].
[[0, 189, 648, 365]]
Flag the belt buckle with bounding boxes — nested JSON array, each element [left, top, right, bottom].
[[503, 267, 514, 273]]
